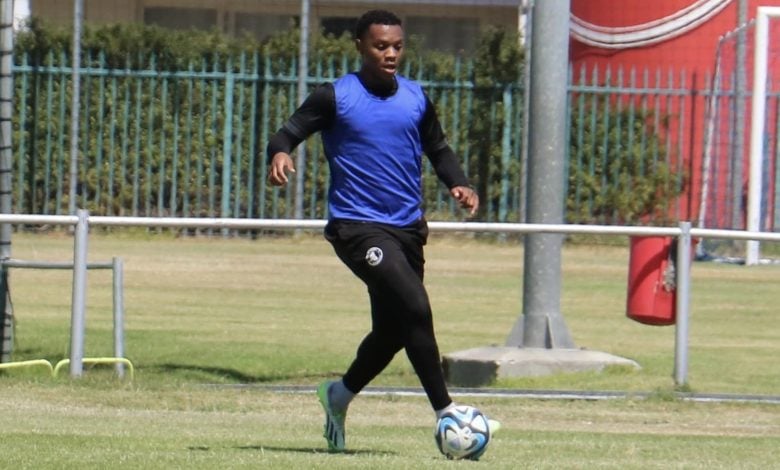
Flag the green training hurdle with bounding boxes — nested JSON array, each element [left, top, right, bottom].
[[53, 357, 134, 381], [0, 358, 54, 374]]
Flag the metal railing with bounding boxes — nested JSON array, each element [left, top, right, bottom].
[[0, 255, 127, 378], [3, 211, 780, 384]]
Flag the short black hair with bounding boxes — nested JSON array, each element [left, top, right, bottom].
[[354, 10, 402, 40]]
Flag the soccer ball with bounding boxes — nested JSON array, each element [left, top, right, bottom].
[[434, 405, 491, 460]]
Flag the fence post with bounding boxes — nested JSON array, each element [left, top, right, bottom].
[[295, 0, 310, 226], [499, 84, 512, 223], [68, 0, 83, 216], [69, 209, 89, 377], [112, 256, 125, 378], [674, 221, 692, 387], [221, 65, 235, 236]]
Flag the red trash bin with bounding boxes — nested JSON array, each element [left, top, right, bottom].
[[626, 236, 679, 326]]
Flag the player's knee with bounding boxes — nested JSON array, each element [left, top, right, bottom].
[[404, 293, 433, 325]]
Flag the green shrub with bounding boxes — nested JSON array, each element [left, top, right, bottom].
[[568, 102, 684, 225]]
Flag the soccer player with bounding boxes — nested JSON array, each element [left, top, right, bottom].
[[266, 9, 496, 453]]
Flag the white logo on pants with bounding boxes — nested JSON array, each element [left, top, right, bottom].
[[365, 247, 383, 266]]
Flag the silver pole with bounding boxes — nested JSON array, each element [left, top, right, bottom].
[[0, 0, 12, 255], [112, 257, 125, 378], [68, 0, 83, 215], [518, 0, 533, 223], [69, 208, 89, 377], [0, 0, 14, 363], [745, 7, 775, 265], [506, 0, 574, 348], [674, 221, 692, 387], [732, 0, 748, 231], [294, 0, 309, 221]]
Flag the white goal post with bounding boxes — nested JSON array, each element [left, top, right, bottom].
[[746, 6, 780, 265]]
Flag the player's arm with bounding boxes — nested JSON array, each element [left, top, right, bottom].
[[266, 83, 335, 186], [420, 95, 479, 216]]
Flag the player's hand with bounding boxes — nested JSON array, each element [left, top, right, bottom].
[[268, 152, 296, 186], [450, 186, 479, 217]]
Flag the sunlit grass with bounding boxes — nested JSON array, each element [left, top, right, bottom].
[[1, 231, 779, 468]]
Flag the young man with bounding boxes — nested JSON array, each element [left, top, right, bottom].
[[267, 9, 496, 453]]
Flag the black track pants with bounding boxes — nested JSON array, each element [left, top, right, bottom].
[[324, 219, 452, 411]]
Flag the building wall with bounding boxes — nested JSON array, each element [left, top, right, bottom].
[[30, 0, 521, 52], [33, 0, 140, 24], [569, 0, 780, 226]]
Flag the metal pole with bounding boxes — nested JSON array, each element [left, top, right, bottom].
[[506, 0, 574, 349], [0, 0, 12, 257], [67, 0, 85, 375], [69, 209, 89, 377], [0, 0, 14, 362], [746, 7, 772, 265], [518, 0, 533, 223], [68, 0, 83, 215], [112, 257, 125, 378], [674, 221, 692, 387], [294, 0, 309, 221], [221, 72, 234, 236], [731, 0, 747, 231]]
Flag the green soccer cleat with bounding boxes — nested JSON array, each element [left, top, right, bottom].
[[317, 381, 347, 452]]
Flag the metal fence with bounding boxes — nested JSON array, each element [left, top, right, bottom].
[[6, 210, 780, 380], [567, 65, 694, 225], [13, 50, 708, 225]]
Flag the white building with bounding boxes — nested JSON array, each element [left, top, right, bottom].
[[14, 0, 30, 29], [30, 0, 526, 53]]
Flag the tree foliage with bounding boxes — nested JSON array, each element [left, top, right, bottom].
[[568, 103, 683, 225]]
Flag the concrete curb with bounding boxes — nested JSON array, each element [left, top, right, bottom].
[[443, 346, 641, 387]]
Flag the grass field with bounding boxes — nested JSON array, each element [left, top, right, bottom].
[[2, 231, 779, 469]]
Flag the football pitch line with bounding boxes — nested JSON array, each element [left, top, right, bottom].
[[205, 384, 780, 405]]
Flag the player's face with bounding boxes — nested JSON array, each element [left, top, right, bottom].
[[356, 24, 404, 85]]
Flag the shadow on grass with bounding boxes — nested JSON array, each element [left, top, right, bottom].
[[188, 445, 394, 456], [151, 363, 334, 383], [235, 445, 395, 456], [10, 347, 64, 362]]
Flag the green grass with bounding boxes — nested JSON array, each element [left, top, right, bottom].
[[2, 231, 780, 468]]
